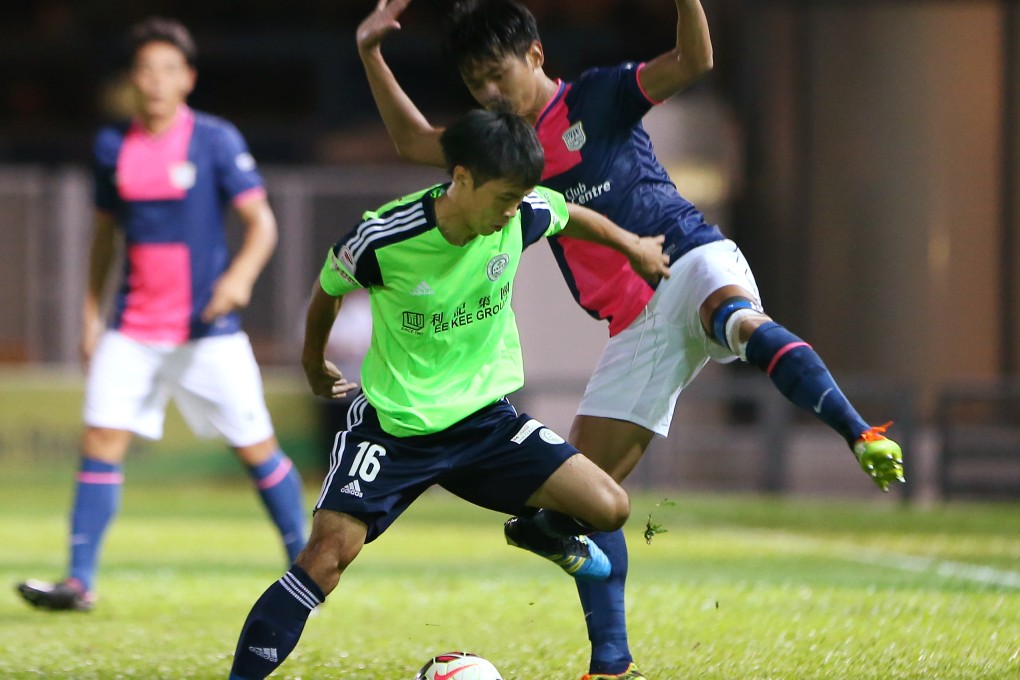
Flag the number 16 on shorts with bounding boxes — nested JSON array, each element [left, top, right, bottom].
[[349, 441, 386, 482]]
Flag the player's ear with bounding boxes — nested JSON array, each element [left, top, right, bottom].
[[451, 165, 474, 191], [526, 40, 544, 70], [182, 67, 197, 97]]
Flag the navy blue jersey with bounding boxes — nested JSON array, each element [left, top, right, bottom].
[[535, 63, 725, 335], [92, 105, 266, 343]]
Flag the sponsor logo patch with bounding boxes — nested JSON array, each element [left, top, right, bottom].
[[235, 152, 257, 172], [401, 311, 425, 335], [539, 428, 565, 445], [511, 418, 543, 444], [410, 281, 434, 296]]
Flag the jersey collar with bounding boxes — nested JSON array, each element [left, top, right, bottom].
[[535, 79, 566, 129]]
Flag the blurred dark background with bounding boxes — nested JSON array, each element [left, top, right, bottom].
[[1, 0, 743, 164], [2, 0, 1020, 497]]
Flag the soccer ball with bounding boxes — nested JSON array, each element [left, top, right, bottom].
[[414, 651, 503, 680]]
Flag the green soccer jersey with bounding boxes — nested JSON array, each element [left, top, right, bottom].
[[320, 183, 570, 437]]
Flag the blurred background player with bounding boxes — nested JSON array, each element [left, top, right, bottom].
[[15, 17, 307, 612], [227, 108, 670, 679], [356, 0, 905, 677]]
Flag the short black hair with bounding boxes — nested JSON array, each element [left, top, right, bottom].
[[439, 109, 544, 188], [443, 0, 540, 71], [125, 17, 197, 67]]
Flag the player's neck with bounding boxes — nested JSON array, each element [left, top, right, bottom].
[[433, 191, 475, 247], [139, 104, 184, 136], [527, 74, 560, 124]]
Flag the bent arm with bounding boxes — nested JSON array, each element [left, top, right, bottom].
[[201, 195, 278, 322], [357, 0, 446, 167], [561, 203, 671, 282], [302, 281, 358, 399], [637, 0, 713, 103]]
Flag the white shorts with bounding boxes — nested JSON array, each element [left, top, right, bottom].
[[83, 330, 275, 447], [576, 239, 762, 436]]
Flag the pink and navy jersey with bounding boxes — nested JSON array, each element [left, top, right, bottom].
[[92, 105, 266, 343], [536, 62, 724, 336]]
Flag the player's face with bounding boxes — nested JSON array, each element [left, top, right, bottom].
[[460, 46, 543, 118], [130, 41, 195, 123], [464, 177, 533, 238]]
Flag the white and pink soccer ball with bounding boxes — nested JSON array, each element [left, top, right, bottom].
[[414, 651, 503, 680]]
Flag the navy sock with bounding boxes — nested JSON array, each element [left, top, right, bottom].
[[69, 457, 123, 592], [248, 450, 307, 562], [745, 322, 869, 446], [532, 509, 594, 538], [577, 529, 632, 674], [230, 565, 324, 679]]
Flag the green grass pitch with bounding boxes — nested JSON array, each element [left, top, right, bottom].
[[2, 477, 1019, 679]]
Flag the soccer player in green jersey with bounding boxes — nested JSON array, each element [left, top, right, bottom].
[[227, 108, 671, 679]]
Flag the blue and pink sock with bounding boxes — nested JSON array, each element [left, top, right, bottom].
[[68, 456, 124, 594], [246, 450, 307, 563], [745, 322, 869, 445]]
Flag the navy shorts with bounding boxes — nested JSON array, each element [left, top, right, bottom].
[[314, 394, 578, 542]]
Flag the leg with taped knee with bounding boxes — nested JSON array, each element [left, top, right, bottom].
[[708, 296, 764, 360], [709, 297, 870, 447]]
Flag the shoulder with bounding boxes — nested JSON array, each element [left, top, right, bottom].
[[575, 62, 642, 88], [191, 110, 248, 147], [92, 122, 130, 164], [347, 186, 438, 256]]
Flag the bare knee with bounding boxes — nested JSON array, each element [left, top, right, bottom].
[[294, 511, 366, 596], [591, 482, 630, 533], [81, 427, 133, 462]]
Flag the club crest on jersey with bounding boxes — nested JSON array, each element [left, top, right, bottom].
[[562, 122, 587, 152], [168, 161, 196, 190], [487, 254, 510, 282]]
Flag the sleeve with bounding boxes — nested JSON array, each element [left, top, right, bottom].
[[213, 121, 265, 205], [92, 127, 123, 214], [319, 244, 364, 298], [319, 224, 384, 296], [581, 63, 655, 130], [519, 186, 570, 248]]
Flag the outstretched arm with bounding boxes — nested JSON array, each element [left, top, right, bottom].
[[561, 203, 671, 283], [357, 0, 446, 167], [637, 0, 713, 103], [302, 281, 359, 399]]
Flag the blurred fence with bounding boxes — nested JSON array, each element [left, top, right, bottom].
[[0, 164, 444, 364], [2, 164, 1018, 500]]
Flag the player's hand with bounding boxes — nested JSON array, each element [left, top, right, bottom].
[[79, 314, 105, 370], [357, 0, 412, 55], [854, 439, 905, 492], [201, 270, 254, 323], [627, 234, 672, 283], [304, 358, 359, 399]]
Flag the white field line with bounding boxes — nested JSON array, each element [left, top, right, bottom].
[[758, 531, 1020, 590], [841, 549, 1020, 589]]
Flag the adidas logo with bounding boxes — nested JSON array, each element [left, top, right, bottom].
[[410, 281, 434, 296], [339, 479, 363, 497], [249, 646, 278, 662]]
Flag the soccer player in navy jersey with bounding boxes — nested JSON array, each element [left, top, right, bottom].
[[15, 17, 307, 612], [356, 1, 905, 678]]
